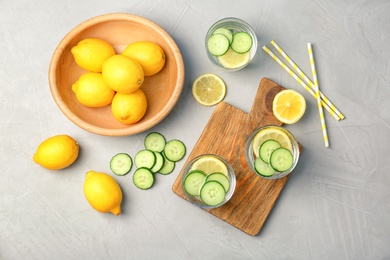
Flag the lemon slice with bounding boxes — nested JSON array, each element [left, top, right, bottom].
[[252, 128, 292, 157], [192, 73, 226, 106], [190, 155, 228, 176], [272, 89, 306, 124], [217, 48, 250, 69]]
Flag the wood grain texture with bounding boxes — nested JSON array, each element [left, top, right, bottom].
[[172, 78, 294, 236]]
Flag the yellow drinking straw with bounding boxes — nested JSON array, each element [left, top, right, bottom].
[[307, 43, 329, 147], [270, 40, 344, 120], [262, 45, 341, 121]]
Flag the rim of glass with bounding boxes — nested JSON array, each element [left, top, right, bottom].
[[244, 125, 300, 180], [181, 154, 236, 209], [205, 17, 258, 71]]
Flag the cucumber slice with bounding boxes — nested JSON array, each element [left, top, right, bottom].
[[151, 152, 164, 173], [231, 32, 253, 54], [184, 170, 206, 196], [159, 153, 175, 175], [270, 147, 294, 172], [254, 157, 276, 177], [205, 172, 230, 192], [133, 167, 154, 190], [213, 28, 233, 44], [200, 181, 226, 206], [144, 132, 166, 152], [110, 153, 133, 176], [207, 33, 230, 56], [135, 149, 156, 169], [164, 139, 186, 162], [260, 139, 281, 163]]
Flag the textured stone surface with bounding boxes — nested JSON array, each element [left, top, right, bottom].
[[1, 0, 390, 259]]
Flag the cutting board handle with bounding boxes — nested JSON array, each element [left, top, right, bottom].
[[249, 78, 284, 128]]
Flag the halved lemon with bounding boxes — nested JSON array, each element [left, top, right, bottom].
[[217, 48, 250, 69], [272, 89, 306, 124], [252, 128, 292, 157], [192, 73, 226, 106], [190, 155, 228, 176]]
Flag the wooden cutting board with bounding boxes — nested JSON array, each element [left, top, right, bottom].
[[172, 77, 299, 236]]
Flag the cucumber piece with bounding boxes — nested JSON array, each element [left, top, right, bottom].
[[254, 157, 276, 177], [134, 149, 156, 169], [110, 153, 133, 176], [200, 181, 226, 206], [184, 170, 206, 196], [207, 33, 230, 56], [144, 132, 166, 152], [151, 152, 164, 173], [260, 139, 281, 163], [133, 167, 154, 190], [159, 153, 175, 175], [205, 172, 230, 192], [164, 139, 186, 162], [213, 28, 233, 44], [231, 32, 253, 54], [270, 147, 294, 172]]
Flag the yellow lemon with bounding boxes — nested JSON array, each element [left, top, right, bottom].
[[83, 170, 122, 215], [272, 89, 306, 124], [33, 135, 79, 170], [72, 72, 115, 107], [252, 127, 292, 158], [111, 89, 147, 124], [218, 48, 250, 69], [71, 38, 115, 72], [192, 73, 226, 106], [190, 155, 228, 176], [122, 41, 166, 76], [102, 54, 144, 94]]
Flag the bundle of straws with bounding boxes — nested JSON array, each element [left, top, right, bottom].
[[263, 40, 344, 147]]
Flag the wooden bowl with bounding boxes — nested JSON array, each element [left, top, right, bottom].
[[49, 13, 185, 136]]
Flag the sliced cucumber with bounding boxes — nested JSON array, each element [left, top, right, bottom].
[[133, 167, 154, 190], [164, 139, 186, 162], [260, 139, 281, 163], [200, 181, 226, 206], [159, 152, 175, 175], [270, 147, 293, 172], [134, 149, 156, 169], [213, 27, 233, 44], [150, 152, 165, 173], [231, 32, 253, 54], [184, 170, 206, 196], [205, 172, 230, 192], [254, 157, 276, 177], [144, 132, 166, 152], [207, 33, 230, 56], [110, 153, 133, 176]]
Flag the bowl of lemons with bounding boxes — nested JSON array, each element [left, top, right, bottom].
[[49, 13, 185, 136]]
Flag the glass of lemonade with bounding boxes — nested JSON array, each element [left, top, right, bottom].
[[182, 154, 236, 209], [245, 125, 300, 180], [205, 17, 258, 71]]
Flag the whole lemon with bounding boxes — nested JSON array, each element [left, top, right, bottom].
[[33, 135, 79, 170], [102, 55, 144, 94], [71, 38, 115, 72], [111, 89, 147, 124], [83, 170, 122, 215], [72, 72, 115, 107], [122, 41, 166, 76]]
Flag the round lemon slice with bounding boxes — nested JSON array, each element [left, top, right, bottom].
[[192, 73, 226, 106], [190, 155, 228, 176], [252, 128, 292, 157], [217, 48, 250, 69], [272, 89, 306, 124]]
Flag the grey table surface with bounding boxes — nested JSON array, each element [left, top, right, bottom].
[[1, 0, 390, 259]]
